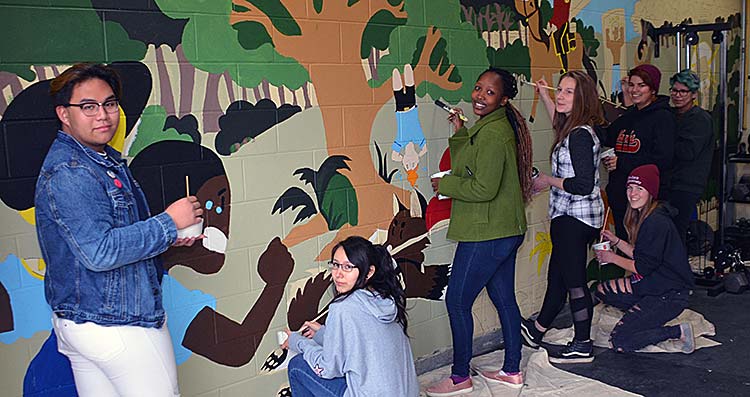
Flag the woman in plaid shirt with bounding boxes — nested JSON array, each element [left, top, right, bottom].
[[521, 71, 605, 364]]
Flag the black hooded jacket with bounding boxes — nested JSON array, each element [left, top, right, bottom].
[[598, 95, 676, 212], [631, 204, 695, 296]]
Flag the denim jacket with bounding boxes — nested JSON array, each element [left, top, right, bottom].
[[35, 131, 177, 327]]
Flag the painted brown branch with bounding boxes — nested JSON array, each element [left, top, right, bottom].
[[414, 26, 461, 92]]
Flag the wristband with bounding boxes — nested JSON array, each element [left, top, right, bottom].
[[612, 238, 620, 248]]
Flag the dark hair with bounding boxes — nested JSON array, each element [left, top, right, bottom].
[[552, 70, 605, 153], [330, 236, 408, 334], [478, 68, 534, 203], [49, 63, 122, 106]]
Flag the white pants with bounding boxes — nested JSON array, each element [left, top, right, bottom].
[[52, 314, 180, 397]]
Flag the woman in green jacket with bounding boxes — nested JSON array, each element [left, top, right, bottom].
[[425, 68, 534, 396]]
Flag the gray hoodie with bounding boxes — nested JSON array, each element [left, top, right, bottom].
[[288, 289, 419, 396]]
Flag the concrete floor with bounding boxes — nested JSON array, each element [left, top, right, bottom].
[[556, 289, 750, 396]]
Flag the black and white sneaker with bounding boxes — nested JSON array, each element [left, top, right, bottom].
[[520, 317, 544, 349], [546, 339, 594, 364]]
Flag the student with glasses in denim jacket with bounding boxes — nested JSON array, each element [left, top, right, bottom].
[[35, 63, 203, 396], [281, 236, 418, 397]]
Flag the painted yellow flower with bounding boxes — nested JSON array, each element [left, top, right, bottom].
[[529, 231, 552, 275]]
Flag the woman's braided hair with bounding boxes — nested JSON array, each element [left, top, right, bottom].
[[481, 68, 534, 204]]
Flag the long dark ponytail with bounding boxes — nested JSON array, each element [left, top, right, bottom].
[[480, 68, 534, 204], [330, 236, 409, 334]]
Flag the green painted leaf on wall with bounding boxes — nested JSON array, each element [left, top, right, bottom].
[[486, 39, 530, 81], [128, 105, 193, 157], [360, 10, 407, 59], [320, 173, 358, 230], [0, 6, 145, 80], [243, 0, 301, 36], [233, 21, 274, 50]]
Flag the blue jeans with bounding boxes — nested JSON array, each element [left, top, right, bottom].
[[446, 235, 524, 376], [288, 354, 347, 397]]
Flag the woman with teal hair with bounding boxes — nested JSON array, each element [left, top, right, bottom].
[[667, 69, 714, 243]]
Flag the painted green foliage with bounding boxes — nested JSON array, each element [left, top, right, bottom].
[[361, 10, 408, 58], [0, 6, 146, 80], [573, 18, 600, 58], [128, 105, 193, 157], [374, 0, 489, 103], [486, 39, 531, 81], [155, 0, 309, 90], [242, 0, 302, 36], [320, 174, 358, 230]]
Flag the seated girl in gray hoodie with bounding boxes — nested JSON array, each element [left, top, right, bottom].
[[283, 236, 419, 396]]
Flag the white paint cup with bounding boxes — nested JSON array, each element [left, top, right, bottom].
[[600, 148, 615, 160], [277, 331, 288, 346], [176, 218, 204, 239], [431, 170, 451, 200], [592, 240, 611, 265]]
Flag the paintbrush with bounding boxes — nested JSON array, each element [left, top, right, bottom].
[[434, 99, 469, 122]]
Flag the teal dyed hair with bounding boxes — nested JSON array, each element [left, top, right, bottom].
[[669, 69, 700, 92]]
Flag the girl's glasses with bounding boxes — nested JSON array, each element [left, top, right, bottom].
[[328, 260, 356, 272]]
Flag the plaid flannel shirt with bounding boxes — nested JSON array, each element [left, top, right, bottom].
[[549, 125, 604, 228]]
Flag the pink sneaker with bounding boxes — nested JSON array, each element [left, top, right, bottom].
[[425, 377, 474, 396], [479, 370, 524, 389]]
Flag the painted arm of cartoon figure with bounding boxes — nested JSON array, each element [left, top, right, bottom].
[[181, 237, 294, 367]]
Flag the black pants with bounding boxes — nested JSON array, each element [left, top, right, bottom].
[[596, 279, 688, 352], [668, 190, 701, 245], [537, 216, 598, 341]]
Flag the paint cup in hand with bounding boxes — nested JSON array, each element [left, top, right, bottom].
[[431, 170, 451, 200], [277, 331, 289, 346], [600, 148, 615, 160], [592, 240, 611, 265], [176, 218, 204, 239]]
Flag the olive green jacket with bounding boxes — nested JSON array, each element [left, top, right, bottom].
[[438, 107, 527, 242]]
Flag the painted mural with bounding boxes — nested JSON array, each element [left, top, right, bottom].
[[0, 0, 743, 395]]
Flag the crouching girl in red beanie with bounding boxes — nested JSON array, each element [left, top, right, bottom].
[[596, 164, 696, 353]]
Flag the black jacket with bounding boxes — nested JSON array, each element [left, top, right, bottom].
[[631, 204, 695, 296], [598, 96, 676, 212], [671, 106, 714, 194]]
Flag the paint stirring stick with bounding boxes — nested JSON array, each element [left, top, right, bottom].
[[185, 175, 190, 197], [434, 99, 469, 122], [600, 206, 611, 243]]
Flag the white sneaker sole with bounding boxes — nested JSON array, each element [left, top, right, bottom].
[[548, 355, 595, 364]]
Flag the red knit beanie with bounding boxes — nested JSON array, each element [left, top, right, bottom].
[[627, 164, 660, 198], [630, 64, 662, 92]]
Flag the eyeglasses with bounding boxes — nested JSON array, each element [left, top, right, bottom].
[[64, 100, 120, 116], [328, 260, 357, 272], [669, 88, 692, 96]]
